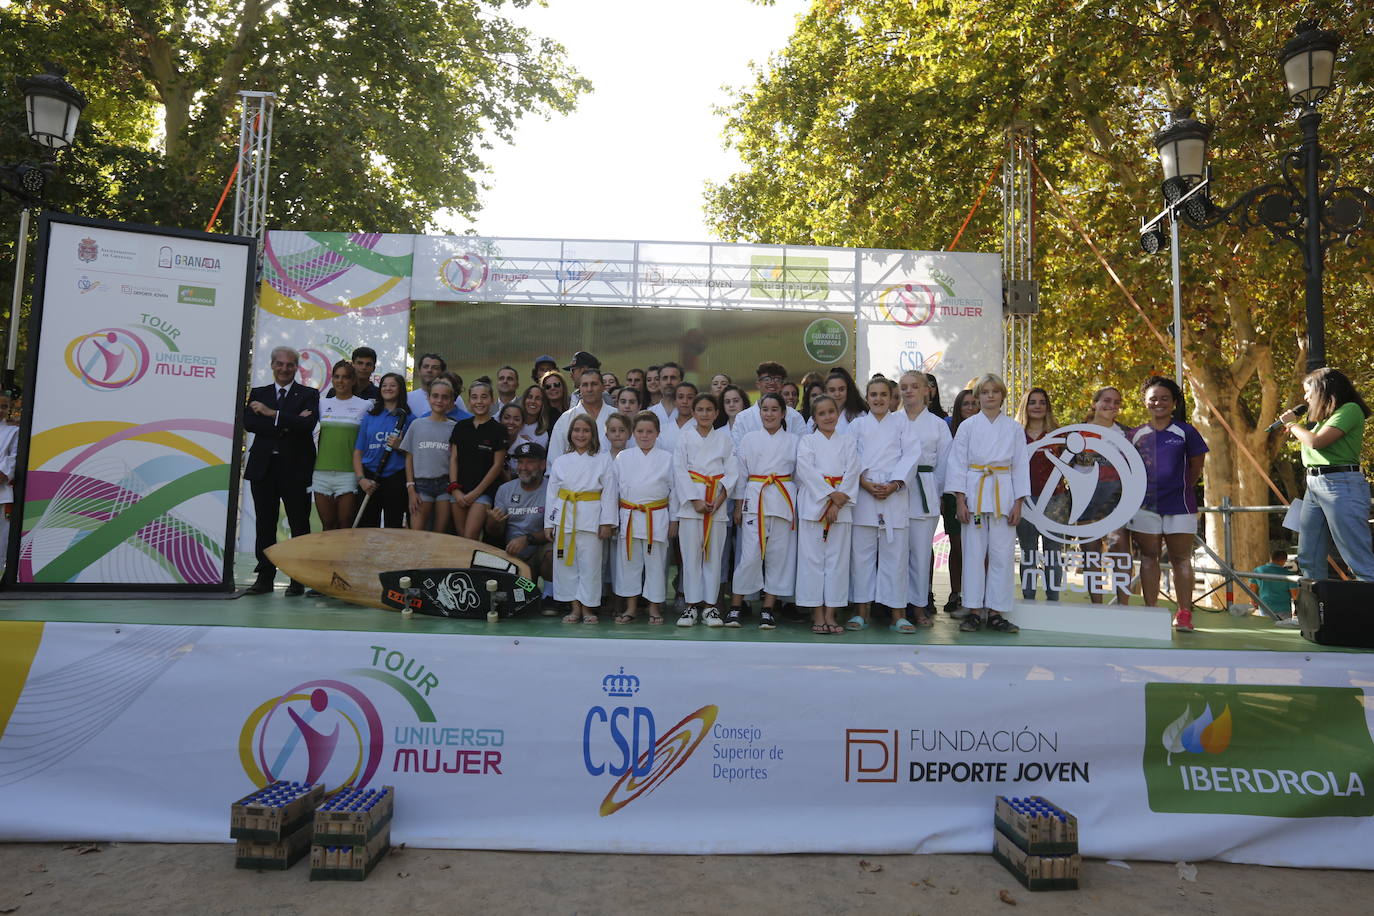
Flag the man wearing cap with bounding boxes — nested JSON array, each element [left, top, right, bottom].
[[531, 354, 558, 384], [488, 441, 554, 609], [730, 360, 804, 447], [564, 351, 614, 407]]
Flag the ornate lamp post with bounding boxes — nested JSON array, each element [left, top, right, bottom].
[[1137, 22, 1373, 373]]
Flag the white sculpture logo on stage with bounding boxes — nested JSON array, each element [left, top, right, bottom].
[[1021, 424, 1146, 544]]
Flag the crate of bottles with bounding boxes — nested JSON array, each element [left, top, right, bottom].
[[309, 829, 391, 881], [992, 796, 1080, 891], [230, 781, 325, 844], [235, 817, 315, 871], [312, 785, 394, 847]]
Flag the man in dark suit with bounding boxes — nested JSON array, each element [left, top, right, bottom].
[[244, 346, 319, 595]]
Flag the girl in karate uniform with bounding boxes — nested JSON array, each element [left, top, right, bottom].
[[544, 413, 617, 624], [947, 373, 1030, 633], [603, 412, 633, 608], [847, 376, 911, 630], [899, 370, 953, 629], [729, 393, 800, 630], [613, 411, 675, 625], [673, 393, 737, 627], [795, 395, 860, 634]]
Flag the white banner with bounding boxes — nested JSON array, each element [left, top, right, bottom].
[[16, 218, 252, 586], [2, 621, 1370, 867]]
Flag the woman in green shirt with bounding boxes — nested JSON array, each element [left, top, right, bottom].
[[1279, 368, 1374, 582]]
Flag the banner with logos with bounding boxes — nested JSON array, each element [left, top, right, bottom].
[[2, 620, 1370, 868], [11, 216, 254, 587]]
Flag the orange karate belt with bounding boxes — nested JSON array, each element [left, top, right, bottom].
[[821, 474, 845, 540], [970, 464, 1010, 516], [618, 496, 670, 560], [747, 473, 795, 555], [688, 470, 725, 555], [555, 488, 602, 566]]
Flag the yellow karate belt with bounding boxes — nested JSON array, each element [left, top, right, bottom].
[[912, 464, 935, 514], [618, 497, 670, 560], [688, 470, 725, 556], [969, 464, 1010, 516], [747, 473, 795, 556], [821, 474, 844, 541], [555, 488, 602, 566]]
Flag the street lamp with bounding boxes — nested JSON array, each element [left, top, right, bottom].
[[1137, 21, 1373, 373], [3, 64, 85, 389]]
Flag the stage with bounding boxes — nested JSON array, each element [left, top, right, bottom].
[[1, 556, 1371, 870]]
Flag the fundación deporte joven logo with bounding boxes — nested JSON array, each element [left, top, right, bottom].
[[1142, 683, 1374, 818]]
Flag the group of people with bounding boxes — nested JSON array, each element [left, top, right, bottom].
[[243, 342, 1371, 636]]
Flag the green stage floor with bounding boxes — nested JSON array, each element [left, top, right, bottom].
[[0, 555, 1361, 654]]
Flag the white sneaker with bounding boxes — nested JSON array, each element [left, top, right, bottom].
[[702, 606, 724, 628], [1274, 615, 1303, 628], [676, 607, 699, 628]]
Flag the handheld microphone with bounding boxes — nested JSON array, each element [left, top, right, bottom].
[[1266, 403, 1307, 432]]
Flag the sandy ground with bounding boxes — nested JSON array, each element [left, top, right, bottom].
[[1, 844, 1370, 915]]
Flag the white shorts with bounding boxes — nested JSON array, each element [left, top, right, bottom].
[[311, 470, 358, 498], [1129, 509, 1197, 536]]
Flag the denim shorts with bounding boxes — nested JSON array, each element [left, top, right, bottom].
[[414, 476, 453, 503]]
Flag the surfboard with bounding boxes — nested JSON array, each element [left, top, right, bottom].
[[265, 529, 536, 613]]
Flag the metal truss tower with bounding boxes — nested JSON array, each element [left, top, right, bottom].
[[1001, 124, 1037, 410], [232, 91, 276, 243]]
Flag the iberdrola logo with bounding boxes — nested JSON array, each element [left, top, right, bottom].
[[1142, 683, 1373, 819], [1161, 703, 1232, 764]]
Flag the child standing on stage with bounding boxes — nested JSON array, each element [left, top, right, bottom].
[[613, 412, 675, 625], [729, 393, 800, 630], [674, 393, 736, 627], [603, 412, 633, 604], [544, 413, 617, 624], [847, 376, 911, 630], [795, 395, 860, 634], [899, 370, 953, 629], [948, 373, 1030, 633], [447, 379, 507, 540], [402, 377, 458, 533]]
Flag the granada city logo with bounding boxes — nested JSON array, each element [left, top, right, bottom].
[[1142, 683, 1373, 818], [239, 646, 505, 790], [64, 314, 219, 390], [582, 667, 729, 816]]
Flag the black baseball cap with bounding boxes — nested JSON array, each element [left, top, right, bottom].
[[564, 350, 601, 371], [510, 441, 547, 460]]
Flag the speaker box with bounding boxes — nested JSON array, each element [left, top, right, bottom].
[[1296, 579, 1374, 649]]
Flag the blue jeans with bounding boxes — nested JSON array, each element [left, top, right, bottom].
[[1016, 518, 1062, 601], [1298, 471, 1374, 581]]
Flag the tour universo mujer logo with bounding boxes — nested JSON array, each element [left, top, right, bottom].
[[1142, 683, 1374, 818], [1020, 424, 1146, 544], [64, 328, 151, 390]]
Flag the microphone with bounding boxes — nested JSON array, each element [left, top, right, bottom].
[[1267, 403, 1307, 432]]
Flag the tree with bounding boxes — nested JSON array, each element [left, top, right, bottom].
[[0, 1, 589, 230], [707, 0, 1374, 583]]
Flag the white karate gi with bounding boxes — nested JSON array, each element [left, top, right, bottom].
[[946, 411, 1031, 613], [731, 427, 800, 597], [545, 402, 613, 467], [654, 409, 694, 457], [674, 424, 737, 605], [848, 410, 911, 608], [794, 429, 861, 607], [901, 408, 953, 608], [730, 402, 805, 449], [544, 449, 618, 607], [613, 446, 675, 603]]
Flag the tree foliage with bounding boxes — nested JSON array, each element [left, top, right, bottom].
[[1, 0, 589, 231], [709, 0, 1374, 570]]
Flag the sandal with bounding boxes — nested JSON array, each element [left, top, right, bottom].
[[581, 614, 599, 624], [985, 613, 1019, 634], [845, 616, 869, 631], [562, 612, 582, 623], [827, 623, 846, 634], [648, 614, 665, 625], [889, 619, 917, 634], [914, 612, 934, 628], [811, 623, 829, 634], [958, 614, 983, 632], [615, 613, 637, 625]]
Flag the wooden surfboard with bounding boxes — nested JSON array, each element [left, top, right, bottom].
[[265, 529, 535, 612]]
